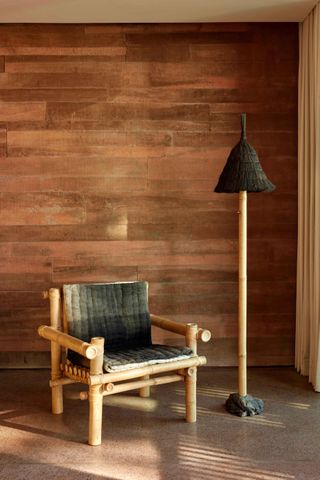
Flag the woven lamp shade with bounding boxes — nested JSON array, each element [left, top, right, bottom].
[[214, 114, 275, 193]]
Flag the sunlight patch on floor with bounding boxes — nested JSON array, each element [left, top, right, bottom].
[[175, 385, 231, 399], [178, 437, 295, 480], [285, 401, 311, 410], [104, 395, 158, 412], [170, 403, 285, 427]]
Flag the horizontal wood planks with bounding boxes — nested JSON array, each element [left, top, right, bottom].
[[0, 23, 298, 366]]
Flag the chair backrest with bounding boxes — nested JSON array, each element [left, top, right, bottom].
[[63, 281, 151, 350]]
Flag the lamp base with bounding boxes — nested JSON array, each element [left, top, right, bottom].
[[225, 393, 264, 417]]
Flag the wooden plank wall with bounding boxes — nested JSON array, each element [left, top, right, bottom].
[[0, 23, 298, 367]]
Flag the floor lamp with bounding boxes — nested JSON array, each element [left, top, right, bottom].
[[214, 113, 275, 416]]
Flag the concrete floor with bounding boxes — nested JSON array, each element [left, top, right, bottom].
[[0, 367, 319, 480]]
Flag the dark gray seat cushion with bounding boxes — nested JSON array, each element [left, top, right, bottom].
[[68, 344, 193, 372], [63, 282, 194, 372]]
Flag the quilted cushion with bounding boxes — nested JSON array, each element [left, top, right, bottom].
[[68, 344, 194, 372], [63, 282, 151, 350], [63, 281, 194, 372]]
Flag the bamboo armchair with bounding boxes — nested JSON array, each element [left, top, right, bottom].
[[38, 282, 211, 446]]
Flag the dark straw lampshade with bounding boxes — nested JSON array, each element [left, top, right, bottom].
[[214, 113, 275, 193]]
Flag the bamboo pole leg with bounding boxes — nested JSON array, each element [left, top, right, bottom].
[[185, 367, 197, 423], [49, 288, 63, 414], [51, 384, 63, 414], [185, 323, 198, 422], [88, 337, 104, 446], [238, 191, 247, 397], [139, 375, 150, 398], [88, 385, 104, 446]]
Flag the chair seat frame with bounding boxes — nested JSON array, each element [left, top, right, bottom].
[[38, 288, 211, 445]]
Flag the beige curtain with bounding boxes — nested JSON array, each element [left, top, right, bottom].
[[296, 1, 320, 391]]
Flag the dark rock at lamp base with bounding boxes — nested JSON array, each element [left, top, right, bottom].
[[225, 393, 264, 417]]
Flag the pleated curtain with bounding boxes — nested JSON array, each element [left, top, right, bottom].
[[296, 1, 320, 391]]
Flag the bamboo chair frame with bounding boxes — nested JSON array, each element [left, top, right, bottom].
[[38, 287, 211, 446]]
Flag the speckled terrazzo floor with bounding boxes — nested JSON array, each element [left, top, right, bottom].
[[0, 367, 319, 480]]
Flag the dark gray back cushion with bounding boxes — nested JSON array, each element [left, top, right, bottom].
[[63, 281, 151, 350]]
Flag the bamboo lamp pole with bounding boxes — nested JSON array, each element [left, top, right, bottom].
[[238, 191, 247, 397], [214, 113, 275, 416]]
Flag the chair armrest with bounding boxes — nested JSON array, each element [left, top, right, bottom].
[[38, 325, 98, 359], [150, 314, 211, 342]]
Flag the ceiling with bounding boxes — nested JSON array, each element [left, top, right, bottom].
[[0, 0, 317, 23]]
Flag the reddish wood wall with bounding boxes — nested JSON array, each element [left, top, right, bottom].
[[0, 23, 298, 366]]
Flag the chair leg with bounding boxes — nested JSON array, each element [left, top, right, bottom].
[[88, 384, 104, 446], [88, 337, 105, 446], [51, 342, 63, 414], [49, 288, 63, 414], [139, 375, 150, 398], [51, 384, 63, 415], [185, 367, 197, 423]]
